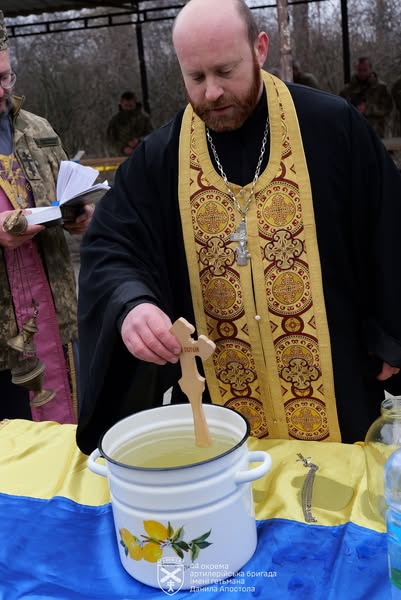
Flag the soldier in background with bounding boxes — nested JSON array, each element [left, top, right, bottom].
[[391, 76, 401, 133], [292, 61, 320, 89], [106, 91, 153, 157], [340, 56, 392, 138]]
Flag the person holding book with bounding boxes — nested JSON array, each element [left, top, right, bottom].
[[0, 11, 94, 423], [76, 0, 401, 454]]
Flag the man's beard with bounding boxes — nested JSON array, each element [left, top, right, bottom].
[[188, 54, 262, 132]]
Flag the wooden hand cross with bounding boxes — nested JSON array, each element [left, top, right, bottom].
[[170, 317, 215, 447]]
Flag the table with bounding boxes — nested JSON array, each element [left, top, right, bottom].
[[0, 419, 392, 600]]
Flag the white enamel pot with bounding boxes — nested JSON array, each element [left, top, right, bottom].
[[87, 404, 272, 591]]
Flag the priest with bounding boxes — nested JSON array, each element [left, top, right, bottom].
[[76, 0, 401, 454]]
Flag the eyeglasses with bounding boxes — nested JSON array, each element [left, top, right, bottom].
[[0, 72, 16, 90]]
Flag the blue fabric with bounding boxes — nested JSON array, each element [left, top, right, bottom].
[[0, 492, 391, 600]]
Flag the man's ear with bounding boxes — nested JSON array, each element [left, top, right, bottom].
[[255, 32, 269, 67]]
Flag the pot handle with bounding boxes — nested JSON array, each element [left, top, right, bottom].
[[87, 448, 108, 478], [234, 451, 272, 484]]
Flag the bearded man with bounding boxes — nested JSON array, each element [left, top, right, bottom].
[[76, 0, 401, 454], [0, 11, 93, 422]]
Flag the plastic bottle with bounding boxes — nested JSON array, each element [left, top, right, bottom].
[[384, 448, 401, 597], [365, 396, 401, 520]]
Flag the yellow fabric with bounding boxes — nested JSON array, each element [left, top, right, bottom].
[[0, 419, 384, 533], [178, 71, 340, 442], [248, 436, 384, 532], [0, 419, 110, 506]]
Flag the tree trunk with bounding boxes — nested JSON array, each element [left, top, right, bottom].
[[276, 0, 293, 82], [376, 0, 386, 47], [292, 2, 309, 62]]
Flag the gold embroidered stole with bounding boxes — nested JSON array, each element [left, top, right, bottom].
[[178, 72, 341, 442], [0, 153, 30, 209]]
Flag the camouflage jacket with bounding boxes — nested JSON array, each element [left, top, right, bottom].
[[0, 96, 78, 370], [293, 71, 320, 89], [106, 104, 153, 156], [340, 73, 393, 137]]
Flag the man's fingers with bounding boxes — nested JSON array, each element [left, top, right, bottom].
[[376, 361, 400, 381], [121, 304, 181, 364], [131, 325, 179, 364]]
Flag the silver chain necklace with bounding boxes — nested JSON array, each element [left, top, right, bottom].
[[206, 117, 269, 266]]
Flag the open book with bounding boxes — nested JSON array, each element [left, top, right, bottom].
[[25, 160, 110, 227]]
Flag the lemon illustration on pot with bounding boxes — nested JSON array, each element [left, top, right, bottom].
[[119, 528, 144, 560], [119, 520, 212, 563]]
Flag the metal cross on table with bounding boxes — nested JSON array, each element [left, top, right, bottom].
[[229, 218, 250, 266]]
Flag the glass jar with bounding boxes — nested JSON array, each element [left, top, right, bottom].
[[364, 396, 401, 521], [385, 448, 401, 594]]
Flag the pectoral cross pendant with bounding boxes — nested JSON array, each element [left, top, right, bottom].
[[229, 217, 249, 266]]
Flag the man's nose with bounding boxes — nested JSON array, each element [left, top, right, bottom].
[[205, 78, 224, 102]]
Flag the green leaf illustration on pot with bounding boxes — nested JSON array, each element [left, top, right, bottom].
[[119, 520, 212, 563]]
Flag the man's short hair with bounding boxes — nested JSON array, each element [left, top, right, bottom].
[[357, 57, 372, 67], [235, 0, 259, 46], [120, 91, 136, 102]]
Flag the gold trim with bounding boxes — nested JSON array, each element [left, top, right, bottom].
[[271, 75, 340, 440], [178, 71, 341, 442], [67, 342, 78, 420], [0, 153, 29, 210]]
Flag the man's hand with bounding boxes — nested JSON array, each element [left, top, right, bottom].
[[357, 101, 366, 114], [123, 138, 139, 156], [376, 361, 400, 381], [63, 204, 95, 236], [0, 210, 44, 249], [121, 303, 182, 365]]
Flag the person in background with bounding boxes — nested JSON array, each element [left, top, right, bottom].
[[292, 61, 320, 89], [0, 11, 94, 423], [339, 56, 392, 138], [391, 75, 401, 133], [76, 0, 401, 454], [106, 90, 153, 157]]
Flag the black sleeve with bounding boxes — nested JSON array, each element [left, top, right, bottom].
[[76, 114, 192, 453]]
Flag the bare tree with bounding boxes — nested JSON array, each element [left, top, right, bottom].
[[7, 0, 401, 153], [276, 0, 292, 82], [292, 1, 309, 65]]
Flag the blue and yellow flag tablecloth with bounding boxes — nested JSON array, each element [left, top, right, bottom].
[[0, 419, 391, 599]]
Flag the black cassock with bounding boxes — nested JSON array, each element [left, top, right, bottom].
[[76, 83, 401, 454]]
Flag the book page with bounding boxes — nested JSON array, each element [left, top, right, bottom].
[[25, 205, 62, 226], [56, 161, 99, 204], [62, 186, 109, 206]]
